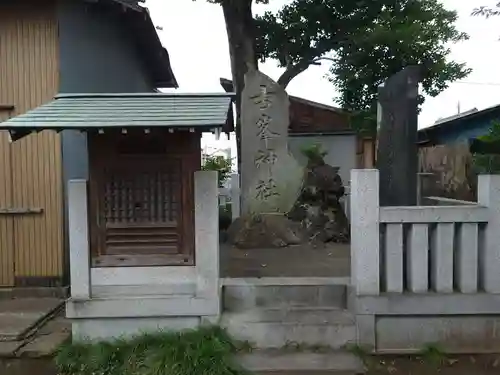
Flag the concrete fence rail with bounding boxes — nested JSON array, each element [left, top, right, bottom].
[[350, 169, 500, 296], [350, 169, 500, 353]]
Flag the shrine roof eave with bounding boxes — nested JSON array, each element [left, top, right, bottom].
[[0, 92, 235, 141]]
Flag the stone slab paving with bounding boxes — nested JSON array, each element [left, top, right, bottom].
[[0, 287, 68, 300], [0, 298, 62, 313], [0, 298, 64, 341], [17, 317, 71, 357], [0, 314, 48, 339], [0, 299, 69, 358], [239, 350, 363, 373], [0, 341, 24, 357]]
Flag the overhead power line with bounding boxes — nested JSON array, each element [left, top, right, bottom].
[[454, 81, 500, 86]]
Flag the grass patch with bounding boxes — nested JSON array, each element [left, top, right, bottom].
[[55, 325, 248, 375], [344, 343, 376, 371], [419, 343, 448, 366]]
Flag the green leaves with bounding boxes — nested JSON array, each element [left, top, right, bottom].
[[327, 0, 470, 134], [196, 0, 470, 136], [473, 121, 500, 174], [256, 0, 470, 133], [300, 143, 328, 164], [255, 0, 367, 67], [202, 154, 233, 187]]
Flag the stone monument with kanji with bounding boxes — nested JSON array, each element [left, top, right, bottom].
[[240, 69, 303, 215], [227, 69, 349, 248]]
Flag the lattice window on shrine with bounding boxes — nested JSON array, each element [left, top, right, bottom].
[[97, 158, 184, 259], [102, 169, 179, 224], [87, 128, 201, 267]]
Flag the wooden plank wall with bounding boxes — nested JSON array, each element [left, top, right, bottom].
[[418, 143, 477, 202], [356, 137, 376, 169], [0, 1, 63, 286], [0, 130, 14, 286]]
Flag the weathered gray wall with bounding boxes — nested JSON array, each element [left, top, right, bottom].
[[58, 0, 153, 95], [288, 134, 357, 185], [57, 0, 157, 282], [58, 0, 155, 181]]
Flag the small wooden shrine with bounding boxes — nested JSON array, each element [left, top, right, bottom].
[[1, 93, 234, 268]]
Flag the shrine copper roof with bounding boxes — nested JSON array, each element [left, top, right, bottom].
[[1, 93, 235, 141]]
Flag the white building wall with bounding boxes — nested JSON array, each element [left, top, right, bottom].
[[288, 134, 357, 184]]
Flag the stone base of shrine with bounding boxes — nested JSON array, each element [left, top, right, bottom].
[[67, 293, 219, 341], [66, 171, 221, 341]]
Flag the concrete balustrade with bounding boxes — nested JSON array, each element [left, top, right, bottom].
[[350, 169, 500, 353], [350, 169, 498, 296]]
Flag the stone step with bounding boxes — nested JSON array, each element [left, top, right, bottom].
[[258, 373, 360, 375], [91, 283, 196, 298], [0, 287, 68, 300], [237, 349, 364, 373], [223, 278, 348, 311], [0, 299, 64, 342], [221, 308, 356, 348]]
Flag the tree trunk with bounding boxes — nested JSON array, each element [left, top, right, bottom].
[[276, 61, 310, 89], [221, 0, 257, 174]]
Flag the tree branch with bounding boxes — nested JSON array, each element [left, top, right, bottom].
[[277, 56, 335, 88], [277, 59, 311, 88], [314, 56, 335, 63]]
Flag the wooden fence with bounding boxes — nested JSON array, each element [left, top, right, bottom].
[[418, 143, 477, 201]]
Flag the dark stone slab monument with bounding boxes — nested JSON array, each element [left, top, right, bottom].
[[377, 66, 422, 206]]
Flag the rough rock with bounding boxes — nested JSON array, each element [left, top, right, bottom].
[[226, 213, 305, 249], [227, 157, 349, 248], [288, 158, 349, 244]]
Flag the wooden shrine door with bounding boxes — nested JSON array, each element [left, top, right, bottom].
[[89, 132, 198, 267]]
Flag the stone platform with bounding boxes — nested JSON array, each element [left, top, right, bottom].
[[220, 242, 350, 278]]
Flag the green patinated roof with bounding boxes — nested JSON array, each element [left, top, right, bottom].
[[1, 93, 235, 140]]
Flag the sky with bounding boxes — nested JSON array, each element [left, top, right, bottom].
[[145, 0, 500, 155]]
